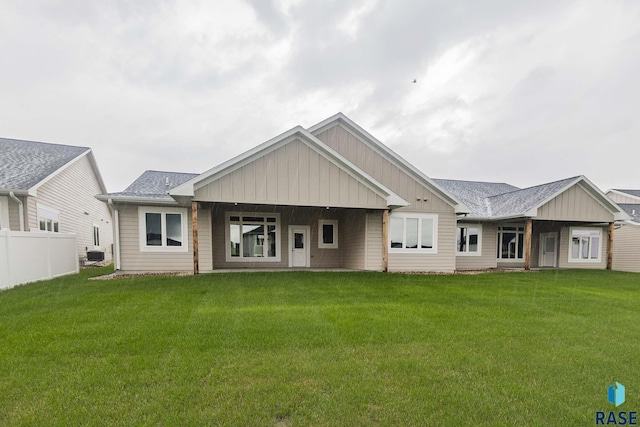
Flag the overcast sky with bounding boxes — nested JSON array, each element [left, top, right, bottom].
[[2, 1, 639, 193]]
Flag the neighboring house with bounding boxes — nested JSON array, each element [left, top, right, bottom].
[[97, 113, 628, 274], [605, 189, 640, 273], [0, 138, 113, 263]]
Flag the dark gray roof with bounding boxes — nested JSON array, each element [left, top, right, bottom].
[[0, 137, 89, 190], [433, 179, 520, 217], [612, 189, 640, 198], [618, 204, 640, 222], [435, 176, 581, 218], [103, 170, 199, 200]]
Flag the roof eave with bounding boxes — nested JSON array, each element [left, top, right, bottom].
[[96, 194, 181, 206]]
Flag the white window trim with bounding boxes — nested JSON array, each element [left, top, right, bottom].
[[568, 227, 603, 263], [318, 219, 338, 249], [496, 224, 525, 261], [37, 204, 60, 233], [225, 211, 282, 262], [388, 212, 438, 254], [93, 223, 101, 248], [0, 196, 9, 230], [456, 224, 482, 256], [138, 206, 189, 252]]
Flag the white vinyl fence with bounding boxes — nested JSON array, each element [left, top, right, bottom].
[[0, 230, 79, 290]]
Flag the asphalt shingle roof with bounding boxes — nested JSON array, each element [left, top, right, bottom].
[[618, 204, 640, 222], [103, 170, 199, 200], [435, 176, 580, 218], [433, 179, 520, 217], [0, 137, 89, 190]]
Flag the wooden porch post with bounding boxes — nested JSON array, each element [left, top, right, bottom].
[[524, 219, 532, 271], [382, 209, 389, 272], [607, 222, 614, 270], [192, 201, 199, 275]]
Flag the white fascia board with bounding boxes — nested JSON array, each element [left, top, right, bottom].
[[95, 194, 180, 206], [169, 126, 307, 198], [297, 128, 408, 207], [308, 113, 470, 213], [28, 148, 92, 196]]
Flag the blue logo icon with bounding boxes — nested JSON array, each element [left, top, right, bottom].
[[608, 382, 625, 407]]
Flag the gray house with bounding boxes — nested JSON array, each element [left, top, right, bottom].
[[0, 138, 113, 263], [605, 189, 640, 273], [98, 113, 628, 273]]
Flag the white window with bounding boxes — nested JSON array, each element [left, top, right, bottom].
[[93, 224, 100, 247], [225, 212, 281, 262], [138, 207, 188, 252], [318, 219, 338, 249], [569, 228, 602, 262], [37, 204, 60, 232], [388, 213, 438, 253], [497, 225, 524, 260], [457, 224, 482, 255]]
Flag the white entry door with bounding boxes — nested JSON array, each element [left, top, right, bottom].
[[539, 232, 557, 267], [289, 226, 310, 267]]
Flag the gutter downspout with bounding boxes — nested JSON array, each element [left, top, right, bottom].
[[108, 199, 121, 271], [9, 192, 24, 231]]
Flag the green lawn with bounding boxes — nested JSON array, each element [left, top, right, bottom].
[[0, 268, 638, 426]]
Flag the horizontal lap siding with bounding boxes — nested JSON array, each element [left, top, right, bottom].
[[455, 223, 498, 270], [315, 124, 457, 273], [8, 196, 24, 231], [607, 193, 640, 204], [118, 204, 194, 272], [537, 184, 614, 222], [366, 211, 383, 271], [210, 204, 344, 269], [388, 212, 456, 273], [558, 226, 608, 269], [194, 139, 388, 209], [28, 155, 113, 262], [341, 210, 366, 269], [612, 224, 640, 272]]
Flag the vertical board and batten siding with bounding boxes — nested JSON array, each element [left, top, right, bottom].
[[315, 123, 457, 272], [557, 225, 608, 269], [210, 204, 347, 269], [455, 222, 498, 270], [117, 204, 212, 272], [607, 192, 640, 204], [194, 139, 388, 209], [536, 184, 614, 222], [365, 211, 384, 271], [612, 223, 640, 272], [23, 154, 114, 262]]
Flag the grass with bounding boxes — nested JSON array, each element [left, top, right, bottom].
[[0, 268, 639, 426]]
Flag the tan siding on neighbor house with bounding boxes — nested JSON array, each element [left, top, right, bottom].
[[26, 155, 113, 262], [314, 124, 454, 214], [388, 212, 457, 273], [365, 211, 384, 271], [607, 192, 640, 204], [194, 138, 388, 209], [7, 196, 25, 231], [455, 222, 498, 270], [612, 223, 640, 273], [537, 184, 614, 222], [118, 204, 198, 272], [558, 226, 608, 269]]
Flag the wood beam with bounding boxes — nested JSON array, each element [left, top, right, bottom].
[[607, 222, 614, 270], [192, 201, 199, 275], [524, 219, 532, 271], [382, 209, 389, 273]]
